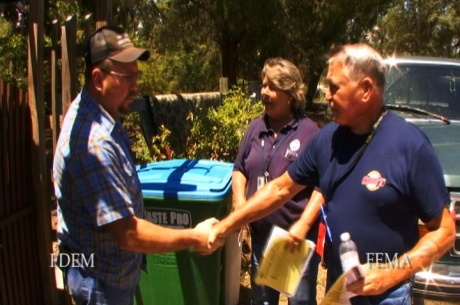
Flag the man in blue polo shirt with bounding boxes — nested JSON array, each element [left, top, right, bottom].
[[208, 43, 455, 305]]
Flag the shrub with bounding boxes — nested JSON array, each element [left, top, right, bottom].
[[186, 88, 263, 162], [123, 112, 174, 164], [124, 88, 263, 164]]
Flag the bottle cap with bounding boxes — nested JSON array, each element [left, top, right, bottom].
[[340, 232, 350, 242]]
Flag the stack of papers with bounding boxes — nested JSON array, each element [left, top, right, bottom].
[[255, 225, 316, 297]]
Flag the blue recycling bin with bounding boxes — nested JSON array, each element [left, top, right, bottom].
[[134, 159, 239, 305]]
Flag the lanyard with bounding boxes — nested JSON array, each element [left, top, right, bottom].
[[261, 131, 290, 182], [326, 109, 387, 202], [323, 110, 387, 242]]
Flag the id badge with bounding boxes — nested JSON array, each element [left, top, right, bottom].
[[257, 176, 265, 190]]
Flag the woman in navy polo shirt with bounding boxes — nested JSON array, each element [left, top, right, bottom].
[[233, 57, 321, 305]]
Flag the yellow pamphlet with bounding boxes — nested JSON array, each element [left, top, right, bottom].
[[255, 225, 316, 297], [319, 273, 352, 305]]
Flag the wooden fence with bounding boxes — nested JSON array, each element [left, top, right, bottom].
[[0, 80, 46, 304], [0, 1, 110, 304]]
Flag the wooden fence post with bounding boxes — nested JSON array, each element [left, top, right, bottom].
[[61, 15, 77, 118], [27, 0, 57, 303], [51, 19, 60, 152], [84, 13, 93, 41], [96, 0, 113, 28], [220, 77, 228, 94]]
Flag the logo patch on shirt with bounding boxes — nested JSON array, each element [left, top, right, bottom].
[[361, 170, 386, 191], [285, 139, 301, 158], [290, 139, 301, 151]]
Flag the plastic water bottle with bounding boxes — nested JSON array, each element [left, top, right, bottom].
[[339, 232, 364, 284]]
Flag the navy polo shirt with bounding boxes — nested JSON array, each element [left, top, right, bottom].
[[234, 114, 320, 243], [288, 111, 449, 283]]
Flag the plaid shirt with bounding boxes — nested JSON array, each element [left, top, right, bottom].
[[53, 88, 143, 289]]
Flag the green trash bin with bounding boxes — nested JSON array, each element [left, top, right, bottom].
[[134, 159, 239, 305]]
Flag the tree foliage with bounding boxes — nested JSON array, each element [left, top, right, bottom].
[[280, 0, 394, 105], [372, 0, 460, 57], [1, 0, 460, 99], [144, 0, 396, 105], [0, 1, 27, 87], [105, 0, 221, 94]]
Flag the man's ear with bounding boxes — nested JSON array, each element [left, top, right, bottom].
[[360, 77, 373, 102], [92, 69, 104, 91]]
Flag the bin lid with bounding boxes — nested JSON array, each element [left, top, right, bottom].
[[136, 159, 233, 200]]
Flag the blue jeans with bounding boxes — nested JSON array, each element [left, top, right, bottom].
[[65, 267, 137, 305], [349, 281, 413, 305], [251, 240, 320, 305]]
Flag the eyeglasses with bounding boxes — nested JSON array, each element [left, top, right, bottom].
[[100, 69, 143, 83]]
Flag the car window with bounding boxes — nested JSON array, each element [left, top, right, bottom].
[[385, 63, 460, 120]]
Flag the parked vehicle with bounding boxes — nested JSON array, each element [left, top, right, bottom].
[[383, 56, 460, 305]]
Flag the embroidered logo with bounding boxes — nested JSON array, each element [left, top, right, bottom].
[[285, 139, 300, 158], [361, 170, 386, 191]]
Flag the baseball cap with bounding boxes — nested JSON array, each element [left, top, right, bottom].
[[85, 25, 150, 64]]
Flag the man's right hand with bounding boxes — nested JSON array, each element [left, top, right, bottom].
[[192, 217, 220, 255], [207, 221, 228, 253]]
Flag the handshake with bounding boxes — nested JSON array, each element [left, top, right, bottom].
[[192, 217, 231, 255], [192, 213, 307, 256]]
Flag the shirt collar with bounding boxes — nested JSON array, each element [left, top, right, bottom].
[[81, 87, 121, 133], [262, 113, 301, 135]]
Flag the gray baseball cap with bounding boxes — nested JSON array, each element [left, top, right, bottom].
[[85, 25, 150, 64]]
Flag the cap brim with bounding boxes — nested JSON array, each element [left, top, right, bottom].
[[109, 47, 150, 63]]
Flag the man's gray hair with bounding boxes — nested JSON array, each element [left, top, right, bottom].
[[328, 43, 387, 89]]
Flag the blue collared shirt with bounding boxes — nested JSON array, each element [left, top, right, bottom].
[[53, 88, 143, 289]]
